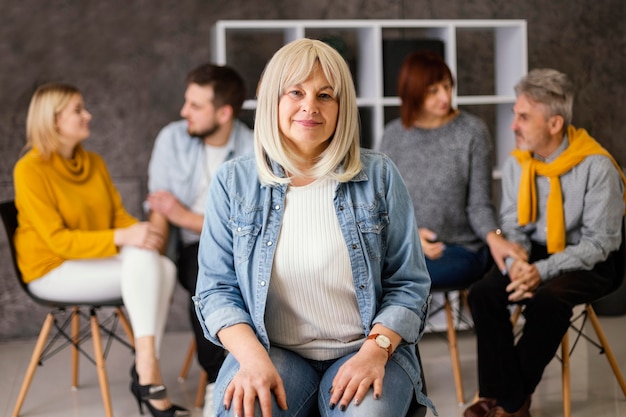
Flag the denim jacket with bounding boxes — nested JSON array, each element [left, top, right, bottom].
[[194, 149, 433, 409]]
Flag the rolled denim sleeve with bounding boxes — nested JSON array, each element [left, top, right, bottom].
[[194, 161, 254, 347]]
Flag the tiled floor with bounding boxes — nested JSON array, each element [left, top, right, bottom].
[[1, 310, 625, 417]]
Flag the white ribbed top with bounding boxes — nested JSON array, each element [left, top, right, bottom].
[[266, 178, 363, 360]]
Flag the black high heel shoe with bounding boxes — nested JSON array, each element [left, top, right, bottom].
[[141, 400, 191, 417], [130, 365, 190, 417], [130, 365, 167, 414]]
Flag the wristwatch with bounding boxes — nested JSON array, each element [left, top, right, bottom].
[[366, 333, 392, 359]]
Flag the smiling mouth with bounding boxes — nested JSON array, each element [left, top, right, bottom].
[[296, 120, 321, 127]]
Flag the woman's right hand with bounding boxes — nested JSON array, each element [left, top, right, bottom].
[[113, 222, 164, 250], [224, 355, 287, 417], [418, 228, 445, 260], [217, 324, 288, 416]]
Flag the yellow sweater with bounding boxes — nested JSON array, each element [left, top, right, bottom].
[[13, 146, 137, 283]]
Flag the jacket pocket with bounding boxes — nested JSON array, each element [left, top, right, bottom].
[[356, 212, 389, 261], [229, 220, 261, 264]]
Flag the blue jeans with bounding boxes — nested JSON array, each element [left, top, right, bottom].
[[426, 244, 492, 289], [214, 346, 417, 417]]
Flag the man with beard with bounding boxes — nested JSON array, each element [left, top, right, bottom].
[[146, 63, 253, 417]]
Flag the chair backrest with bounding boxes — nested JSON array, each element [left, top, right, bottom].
[[591, 217, 626, 316], [0, 200, 31, 295], [605, 216, 625, 295], [0, 199, 62, 307], [0, 199, 123, 308]]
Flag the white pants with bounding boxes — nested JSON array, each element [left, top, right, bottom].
[[28, 246, 177, 354]]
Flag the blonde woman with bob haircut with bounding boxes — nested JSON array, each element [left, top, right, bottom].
[[254, 38, 361, 185], [14, 83, 190, 417], [194, 38, 435, 417]]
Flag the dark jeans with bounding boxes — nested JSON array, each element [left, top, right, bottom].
[[426, 244, 492, 289], [467, 242, 616, 404], [178, 242, 226, 382]]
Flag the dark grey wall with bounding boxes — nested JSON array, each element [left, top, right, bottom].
[[1, 0, 624, 340]]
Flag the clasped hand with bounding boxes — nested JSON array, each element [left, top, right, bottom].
[[506, 259, 541, 302]]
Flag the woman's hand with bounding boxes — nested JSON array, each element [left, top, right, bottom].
[[418, 228, 445, 260], [113, 222, 164, 250], [224, 355, 287, 417], [218, 324, 288, 417], [329, 337, 388, 411]]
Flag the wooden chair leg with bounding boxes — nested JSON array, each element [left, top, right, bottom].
[[71, 307, 80, 389], [586, 305, 626, 396], [90, 310, 114, 417], [444, 292, 465, 405], [179, 338, 197, 382], [195, 370, 208, 409], [12, 313, 55, 417], [561, 331, 571, 417], [116, 307, 135, 350]]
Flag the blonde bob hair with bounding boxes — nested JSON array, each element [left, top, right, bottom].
[[254, 38, 362, 185], [26, 83, 81, 159]]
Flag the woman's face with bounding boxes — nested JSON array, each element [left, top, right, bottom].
[[55, 93, 92, 146], [421, 78, 453, 118], [278, 65, 339, 160]]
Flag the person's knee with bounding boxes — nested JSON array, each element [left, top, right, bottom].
[[523, 290, 571, 324], [468, 273, 509, 313], [161, 256, 177, 282]]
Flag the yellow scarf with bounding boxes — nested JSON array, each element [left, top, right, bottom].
[[513, 125, 626, 254]]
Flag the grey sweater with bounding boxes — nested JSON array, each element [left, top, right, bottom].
[[380, 111, 498, 252]]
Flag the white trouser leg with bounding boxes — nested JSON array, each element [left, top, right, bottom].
[[28, 246, 177, 355], [119, 247, 176, 355]]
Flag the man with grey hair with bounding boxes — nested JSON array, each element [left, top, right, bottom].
[[464, 68, 626, 417]]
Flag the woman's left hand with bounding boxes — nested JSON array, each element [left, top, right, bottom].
[[328, 341, 387, 411]]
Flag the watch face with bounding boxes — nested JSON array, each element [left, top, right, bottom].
[[376, 335, 391, 349]]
